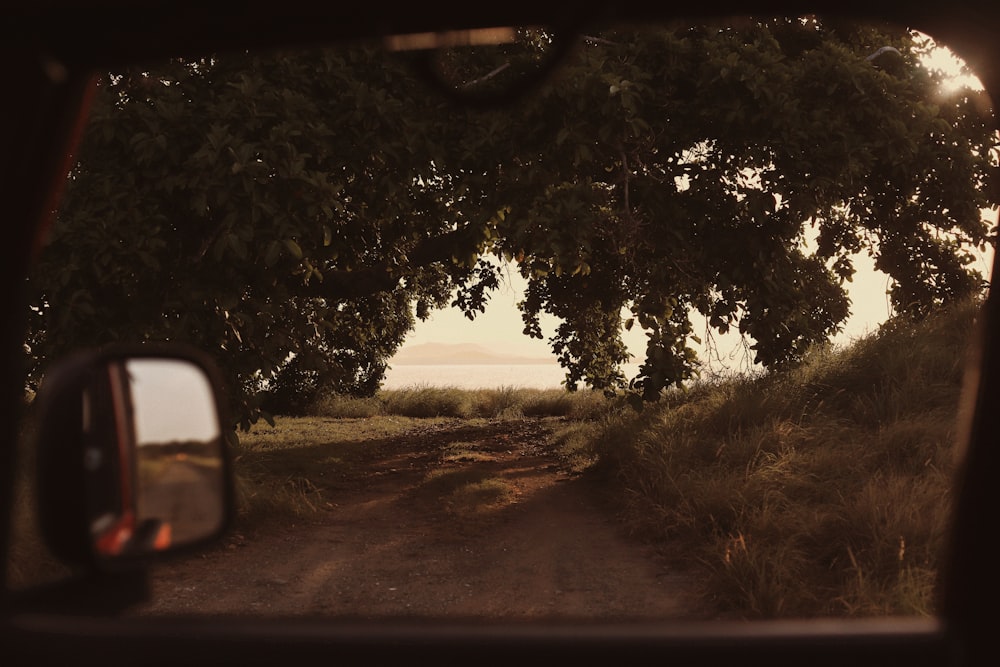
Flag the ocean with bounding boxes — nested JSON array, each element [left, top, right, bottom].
[[382, 363, 644, 390]]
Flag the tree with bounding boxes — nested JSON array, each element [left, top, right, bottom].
[[457, 19, 997, 398], [26, 17, 997, 425], [26, 48, 486, 426]]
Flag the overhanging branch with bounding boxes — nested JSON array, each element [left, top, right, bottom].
[[297, 224, 482, 301]]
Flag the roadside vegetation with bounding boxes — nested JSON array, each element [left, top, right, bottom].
[[308, 385, 613, 420], [592, 297, 979, 617], [10, 298, 979, 620], [232, 297, 980, 619]]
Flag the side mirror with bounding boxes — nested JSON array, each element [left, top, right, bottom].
[[33, 345, 233, 571]]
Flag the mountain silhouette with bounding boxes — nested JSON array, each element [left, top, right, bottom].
[[391, 343, 556, 365]]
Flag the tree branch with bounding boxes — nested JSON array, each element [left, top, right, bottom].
[[462, 62, 511, 88], [298, 224, 480, 301]]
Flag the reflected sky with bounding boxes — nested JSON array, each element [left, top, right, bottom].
[[126, 359, 221, 444]]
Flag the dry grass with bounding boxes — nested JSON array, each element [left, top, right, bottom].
[[308, 385, 615, 420], [593, 297, 980, 618]]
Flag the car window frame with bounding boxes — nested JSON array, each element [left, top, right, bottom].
[[1, 2, 997, 664]]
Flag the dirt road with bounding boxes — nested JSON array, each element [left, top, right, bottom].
[[132, 418, 709, 620]]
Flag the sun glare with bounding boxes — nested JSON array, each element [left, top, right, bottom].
[[920, 40, 985, 96]]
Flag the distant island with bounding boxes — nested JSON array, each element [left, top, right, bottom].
[[390, 342, 557, 366]]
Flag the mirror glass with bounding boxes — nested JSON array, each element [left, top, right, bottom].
[[89, 358, 226, 559]]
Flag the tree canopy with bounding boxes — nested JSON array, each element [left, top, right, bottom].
[[26, 17, 997, 425]]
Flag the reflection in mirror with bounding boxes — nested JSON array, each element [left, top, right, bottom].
[[404, 26, 571, 107], [89, 359, 225, 559]]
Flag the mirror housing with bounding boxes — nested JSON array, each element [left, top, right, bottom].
[[33, 345, 233, 571]]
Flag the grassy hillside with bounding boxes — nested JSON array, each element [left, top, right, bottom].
[[592, 297, 982, 618]]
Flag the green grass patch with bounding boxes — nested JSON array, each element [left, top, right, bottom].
[[441, 441, 498, 463], [420, 467, 518, 516], [446, 478, 517, 515], [230, 415, 437, 524]]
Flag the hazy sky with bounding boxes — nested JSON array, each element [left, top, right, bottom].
[[396, 259, 887, 362], [396, 244, 995, 371], [127, 358, 221, 444]]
